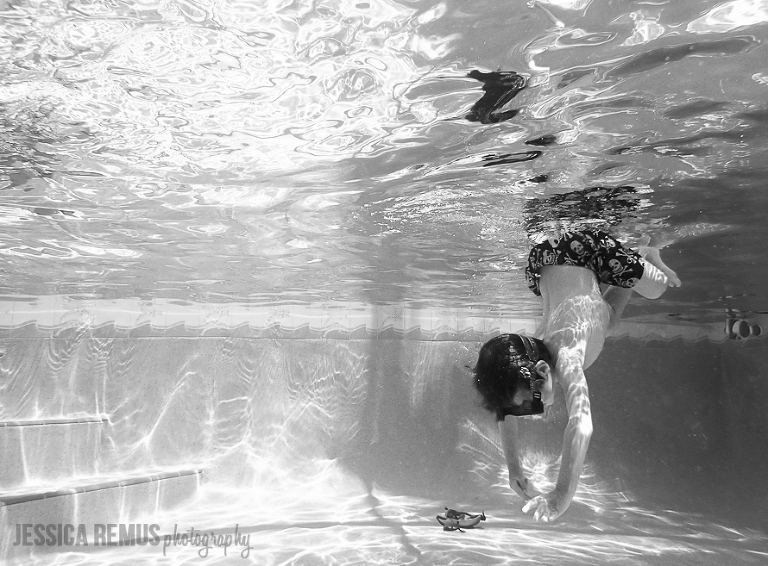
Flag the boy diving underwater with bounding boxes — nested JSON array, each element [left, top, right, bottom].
[[474, 230, 681, 522]]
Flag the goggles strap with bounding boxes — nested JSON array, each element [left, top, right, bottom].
[[519, 335, 539, 364], [520, 337, 543, 408], [502, 335, 544, 417]]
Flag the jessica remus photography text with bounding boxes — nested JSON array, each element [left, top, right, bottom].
[[13, 523, 252, 558]]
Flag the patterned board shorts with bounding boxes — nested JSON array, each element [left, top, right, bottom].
[[525, 230, 645, 296]]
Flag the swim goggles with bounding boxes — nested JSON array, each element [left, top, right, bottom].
[[500, 335, 544, 417]]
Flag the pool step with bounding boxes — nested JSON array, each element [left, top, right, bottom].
[[0, 468, 202, 562], [0, 417, 108, 489]]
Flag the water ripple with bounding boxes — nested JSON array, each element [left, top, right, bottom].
[[1, 0, 768, 311]]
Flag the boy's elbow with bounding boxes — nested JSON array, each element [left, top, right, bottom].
[[580, 416, 593, 438], [570, 414, 593, 438]]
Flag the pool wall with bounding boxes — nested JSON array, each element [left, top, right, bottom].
[[1, 299, 766, 561]]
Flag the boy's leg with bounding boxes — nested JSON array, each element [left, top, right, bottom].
[[633, 247, 682, 299], [638, 246, 682, 287], [602, 243, 681, 328], [602, 286, 633, 333]]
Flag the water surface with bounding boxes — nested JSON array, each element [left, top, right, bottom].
[[1, 0, 767, 318]]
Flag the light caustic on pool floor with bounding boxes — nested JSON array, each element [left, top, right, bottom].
[[15, 422, 768, 566]]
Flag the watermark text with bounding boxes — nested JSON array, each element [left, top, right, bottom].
[[13, 524, 252, 558]]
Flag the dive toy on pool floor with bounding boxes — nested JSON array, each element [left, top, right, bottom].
[[436, 507, 486, 531]]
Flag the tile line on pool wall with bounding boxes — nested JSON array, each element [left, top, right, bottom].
[[0, 297, 749, 343]]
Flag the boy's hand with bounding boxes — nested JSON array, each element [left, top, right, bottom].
[[522, 490, 565, 522], [510, 475, 537, 500]]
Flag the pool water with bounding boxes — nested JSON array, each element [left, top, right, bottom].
[[1, 0, 767, 316], [2, 0, 768, 564], [4, 332, 768, 565]]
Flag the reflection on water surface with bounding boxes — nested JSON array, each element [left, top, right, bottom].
[[0, 0, 767, 316]]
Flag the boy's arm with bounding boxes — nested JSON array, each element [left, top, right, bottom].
[[522, 349, 592, 522], [499, 417, 537, 500]]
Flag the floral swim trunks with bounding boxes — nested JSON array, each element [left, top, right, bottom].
[[525, 230, 645, 296]]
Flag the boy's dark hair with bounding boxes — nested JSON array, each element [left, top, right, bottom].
[[473, 334, 552, 421]]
